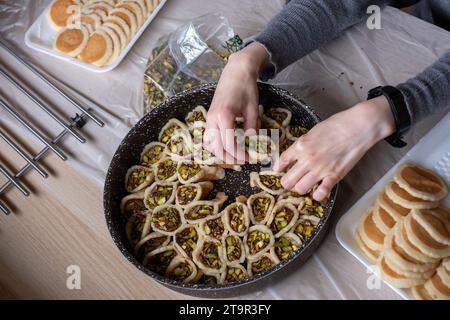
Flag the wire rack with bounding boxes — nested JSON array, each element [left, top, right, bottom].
[[0, 39, 105, 215]]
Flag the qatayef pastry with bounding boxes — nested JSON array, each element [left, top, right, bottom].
[[67, 12, 102, 33], [102, 21, 128, 50], [247, 251, 280, 277], [372, 204, 396, 235], [376, 190, 411, 221], [82, 1, 114, 19], [47, 0, 78, 30], [79, 29, 113, 66], [143, 245, 178, 275], [285, 124, 308, 139], [53, 25, 90, 57], [154, 157, 178, 182], [143, 181, 177, 210], [126, 211, 151, 246], [246, 135, 275, 164], [412, 208, 450, 245], [220, 264, 248, 284], [291, 215, 320, 242], [116, 1, 145, 27], [174, 225, 199, 259], [165, 256, 198, 283], [222, 233, 245, 266], [411, 285, 433, 300], [378, 253, 426, 288], [150, 204, 184, 236], [267, 201, 299, 238], [385, 181, 437, 209], [104, 15, 132, 40], [165, 131, 193, 160], [357, 208, 386, 252], [278, 191, 305, 207], [193, 236, 226, 276], [355, 228, 380, 263], [134, 232, 170, 261], [185, 105, 207, 128], [159, 119, 189, 144], [199, 214, 226, 240], [177, 161, 225, 184], [98, 25, 122, 64], [120, 191, 146, 218], [273, 232, 302, 261], [244, 225, 275, 260], [223, 201, 250, 237], [140, 142, 166, 167], [183, 200, 219, 224], [175, 182, 214, 207], [394, 163, 448, 201], [298, 195, 327, 218], [109, 7, 138, 35], [424, 269, 450, 300], [250, 171, 284, 195], [247, 192, 275, 225], [125, 165, 154, 193], [263, 107, 292, 128]]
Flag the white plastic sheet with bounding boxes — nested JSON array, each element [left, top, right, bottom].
[[1, 0, 449, 299]]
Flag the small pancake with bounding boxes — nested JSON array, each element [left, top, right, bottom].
[[67, 12, 102, 33], [385, 181, 437, 209], [355, 228, 379, 263], [102, 21, 128, 49], [437, 264, 450, 288], [122, 0, 148, 18], [358, 208, 386, 251], [411, 285, 433, 300], [376, 189, 410, 220], [423, 206, 450, 234], [78, 29, 113, 66], [104, 15, 132, 39], [413, 209, 450, 245], [47, 0, 77, 30], [145, 0, 159, 15], [404, 213, 450, 258], [116, 1, 144, 28], [83, 1, 114, 17], [378, 254, 426, 288], [394, 163, 448, 201], [373, 204, 396, 234], [98, 25, 121, 65], [53, 24, 89, 57], [110, 7, 138, 35], [424, 272, 450, 299], [383, 253, 435, 280]]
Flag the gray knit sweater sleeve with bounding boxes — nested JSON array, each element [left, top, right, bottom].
[[252, 0, 450, 124]]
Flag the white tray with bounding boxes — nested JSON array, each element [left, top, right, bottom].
[[335, 112, 450, 300], [24, 0, 168, 73]]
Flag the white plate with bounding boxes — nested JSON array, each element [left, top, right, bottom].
[[24, 0, 168, 73], [335, 111, 450, 300]]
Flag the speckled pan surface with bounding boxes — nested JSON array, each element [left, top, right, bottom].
[[103, 82, 338, 297]]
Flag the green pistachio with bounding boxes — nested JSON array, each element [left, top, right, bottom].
[[156, 159, 177, 181], [178, 163, 201, 180], [259, 175, 282, 191], [246, 230, 270, 255]]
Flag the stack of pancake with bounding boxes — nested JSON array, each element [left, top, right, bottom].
[[355, 163, 450, 300], [48, 0, 160, 67]]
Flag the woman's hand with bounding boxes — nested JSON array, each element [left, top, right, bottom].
[[274, 96, 396, 201], [204, 42, 270, 164]]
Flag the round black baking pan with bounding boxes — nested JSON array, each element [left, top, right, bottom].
[[103, 82, 338, 298]]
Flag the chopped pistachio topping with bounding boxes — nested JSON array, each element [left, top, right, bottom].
[[178, 163, 201, 180], [199, 241, 222, 269], [124, 199, 146, 219], [146, 185, 174, 209], [168, 136, 190, 156], [251, 256, 274, 274], [294, 220, 316, 241], [203, 217, 224, 239], [274, 236, 299, 260], [129, 213, 147, 245], [269, 207, 294, 234], [127, 168, 151, 192], [161, 125, 180, 143], [185, 204, 214, 221], [141, 145, 164, 166], [289, 125, 307, 138], [299, 196, 325, 217], [152, 207, 181, 232], [266, 108, 288, 125], [259, 174, 282, 191], [146, 249, 176, 275], [225, 235, 242, 262], [187, 111, 206, 124], [224, 267, 247, 284], [252, 197, 271, 222], [246, 230, 270, 255], [201, 275, 218, 285], [156, 159, 177, 181], [229, 204, 246, 233], [136, 236, 168, 261], [168, 262, 193, 281], [176, 226, 198, 258], [177, 185, 198, 205]]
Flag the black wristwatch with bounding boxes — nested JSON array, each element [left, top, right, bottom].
[[367, 85, 411, 148]]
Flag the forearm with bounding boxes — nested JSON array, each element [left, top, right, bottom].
[[252, 0, 390, 79], [397, 50, 450, 124]]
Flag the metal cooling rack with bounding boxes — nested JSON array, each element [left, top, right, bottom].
[[0, 39, 105, 215]]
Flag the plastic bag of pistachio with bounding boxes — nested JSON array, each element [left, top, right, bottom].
[[143, 13, 242, 113]]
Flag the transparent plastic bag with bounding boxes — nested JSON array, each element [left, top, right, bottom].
[[143, 13, 243, 113]]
